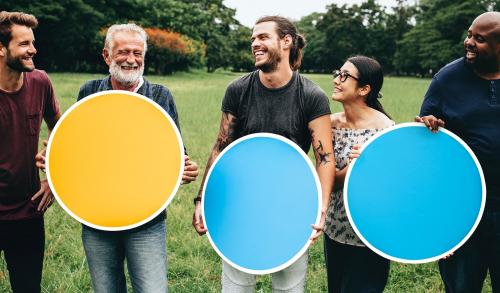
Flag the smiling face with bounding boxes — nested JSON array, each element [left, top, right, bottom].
[[464, 13, 500, 73], [1, 24, 37, 72], [332, 62, 361, 103], [104, 30, 145, 86], [251, 21, 283, 73]]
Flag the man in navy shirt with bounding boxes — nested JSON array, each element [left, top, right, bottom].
[[37, 23, 199, 292], [78, 23, 199, 293], [417, 12, 500, 292]]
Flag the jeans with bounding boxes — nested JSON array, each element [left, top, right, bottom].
[[0, 217, 45, 293], [439, 210, 500, 293], [82, 219, 167, 293], [221, 252, 308, 293], [323, 236, 389, 293]]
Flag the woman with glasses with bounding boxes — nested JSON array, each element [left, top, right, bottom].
[[323, 55, 394, 293]]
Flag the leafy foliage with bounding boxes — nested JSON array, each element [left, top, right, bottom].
[[0, 0, 249, 73], [394, 0, 497, 75], [144, 28, 205, 74], [1, 0, 498, 75], [298, 0, 415, 74]]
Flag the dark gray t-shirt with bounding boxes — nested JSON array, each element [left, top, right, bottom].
[[222, 71, 331, 153]]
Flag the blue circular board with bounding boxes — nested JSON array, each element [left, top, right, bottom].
[[203, 133, 321, 274], [345, 123, 485, 263]]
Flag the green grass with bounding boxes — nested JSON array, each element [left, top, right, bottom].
[[0, 70, 492, 292]]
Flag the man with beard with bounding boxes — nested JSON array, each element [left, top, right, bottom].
[[0, 11, 61, 292], [76, 23, 199, 292], [192, 16, 334, 292], [417, 12, 500, 292]]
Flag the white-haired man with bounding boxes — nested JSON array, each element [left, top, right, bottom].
[[77, 23, 198, 293]]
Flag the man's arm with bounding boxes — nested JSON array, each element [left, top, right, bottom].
[[192, 112, 237, 235], [37, 82, 89, 170], [45, 112, 61, 136], [182, 156, 199, 184], [35, 112, 61, 170], [32, 112, 62, 212], [160, 86, 199, 184], [415, 76, 445, 132], [308, 115, 335, 242]]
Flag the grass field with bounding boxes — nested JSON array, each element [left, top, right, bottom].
[[0, 70, 492, 292]]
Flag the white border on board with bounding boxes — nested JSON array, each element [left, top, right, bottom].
[[46, 90, 185, 231], [343, 122, 486, 264], [201, 132, 322, 275]]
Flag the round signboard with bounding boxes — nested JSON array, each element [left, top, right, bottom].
[[47, 90, 184, 231], [345, 123, 485, 263], [203, 133, 321, 274]]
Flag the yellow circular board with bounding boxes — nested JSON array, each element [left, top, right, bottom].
[[47, 90, 184, 230]]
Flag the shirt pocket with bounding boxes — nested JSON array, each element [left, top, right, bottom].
[[25, 113, 40, 136]]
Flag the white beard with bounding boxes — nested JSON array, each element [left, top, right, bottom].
[[109, 60, 144, 86]]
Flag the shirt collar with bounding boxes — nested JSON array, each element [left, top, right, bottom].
[[100, 76, 145, 92], [133, 77, 144, 93]]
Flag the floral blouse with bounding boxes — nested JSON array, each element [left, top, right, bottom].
[[324, 125, 393, 246]]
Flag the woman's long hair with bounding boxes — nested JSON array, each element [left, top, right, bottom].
[[347, 55, 391, 119]]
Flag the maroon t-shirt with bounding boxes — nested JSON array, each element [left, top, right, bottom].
[[0, 70, 60, 220]]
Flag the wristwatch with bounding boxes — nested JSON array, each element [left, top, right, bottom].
[[193, 196, 202, 205]]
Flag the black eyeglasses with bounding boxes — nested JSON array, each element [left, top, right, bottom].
[[333, 69, 359, 82]]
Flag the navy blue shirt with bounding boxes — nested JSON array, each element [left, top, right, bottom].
[[420, 58, 500, 205], [77, 76, 182, 230], [77, 76, 180, 129]]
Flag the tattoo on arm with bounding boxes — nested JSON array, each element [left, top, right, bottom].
[[216, 113, 237, 152], [197, 113, 238, 196], [315, 140, 331, 165], [310, 127, 332, 166]]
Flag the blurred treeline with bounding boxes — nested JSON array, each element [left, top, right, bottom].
[[298, 0, 499, 75], [1, 0, 498, 75], [1, 0, 253, 74]]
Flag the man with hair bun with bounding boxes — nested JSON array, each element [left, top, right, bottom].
[[0, 11, 61, 293], [193, 16, 334, 292]]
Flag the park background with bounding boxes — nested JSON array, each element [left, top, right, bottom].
[[0, 0, 499, 291]]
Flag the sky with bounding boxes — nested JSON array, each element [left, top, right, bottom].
[[224, 0, 400, 27]]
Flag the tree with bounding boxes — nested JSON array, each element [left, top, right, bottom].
[[228, 25, 254, 72], [1, 0, 113, 71], [394, 0, 498, 75], [1, 0, 246, 73], [314, 0, 396, 72], [297, 13, 328, 73], [386, 0, 417, 74], [141, 0, 246, 72], [144, 28, 205, 74]]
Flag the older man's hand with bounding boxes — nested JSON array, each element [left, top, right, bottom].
[[182, 156, 199, 184]]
